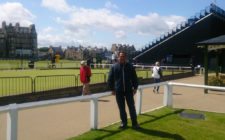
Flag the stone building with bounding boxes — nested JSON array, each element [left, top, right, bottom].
[[64, 46, 83, 60], [0, 21, 37, 58]]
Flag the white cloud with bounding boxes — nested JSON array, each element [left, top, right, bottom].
[[163, 15, 186, 29], [0, 1, 187, 49], [38, 26, 89, 47], [42, 26, 54, 33], [58, 8, 185, 38], [115, 30, 126, 38], [41, 0, 72, 13], [0, 2, 35, 26], [40, 0, 186, 47], [105, 1, 118, 10]]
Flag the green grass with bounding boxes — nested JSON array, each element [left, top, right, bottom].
[[0, 69, 109, 78], [0, 59, 83, 69], [68, 107, 225, 140]]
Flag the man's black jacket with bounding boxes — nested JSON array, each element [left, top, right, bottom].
[[108, 62, 138, 93]]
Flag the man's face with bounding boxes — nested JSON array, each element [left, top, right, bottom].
[[118, 52, 126, 64]]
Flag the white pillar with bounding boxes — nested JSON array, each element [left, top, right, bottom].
[[90, 98, 98, 129], [7, 104, 18, 140], [163, 83, 173, 107], [136, 89, 143, 115]]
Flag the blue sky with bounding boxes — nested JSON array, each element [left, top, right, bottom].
[[0, 0, 225, 50]]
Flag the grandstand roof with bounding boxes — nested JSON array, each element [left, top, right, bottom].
[[197, 34, 225, 45]]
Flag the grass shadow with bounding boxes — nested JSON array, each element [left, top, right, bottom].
[[139, 109, 184, 126], [89, 126, 184, 140], [84, 109, 185, 140], [135, 127, 185, 140]]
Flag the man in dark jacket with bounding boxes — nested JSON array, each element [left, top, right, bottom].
[[108, 51, 140, 129]]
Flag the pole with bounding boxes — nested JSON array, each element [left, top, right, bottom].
[[204, 45, 208, 93]]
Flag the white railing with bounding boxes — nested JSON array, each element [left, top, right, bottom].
[[1, 82, 225, 140], [90, 63, 196, 70]]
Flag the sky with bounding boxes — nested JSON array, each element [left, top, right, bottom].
[[0, 0, 225, 50]]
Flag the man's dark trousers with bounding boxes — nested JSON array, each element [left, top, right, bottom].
[[115, 91, 138, 126]]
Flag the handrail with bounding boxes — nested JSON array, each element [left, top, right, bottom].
[[0, 92, 111, 113], [2, 81, 224, 140], [170, 82, 225, 91]]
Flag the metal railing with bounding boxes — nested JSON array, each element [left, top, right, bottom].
[[0, 67, 193, 97], [34, 75, 77, 92], [1, 81, 225, 140], [0, 76, 33, 96]]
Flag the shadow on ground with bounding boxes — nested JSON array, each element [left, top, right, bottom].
[[85, 109, 185, 140]]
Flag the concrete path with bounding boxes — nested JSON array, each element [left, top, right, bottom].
[[0, 75, 225, 140]]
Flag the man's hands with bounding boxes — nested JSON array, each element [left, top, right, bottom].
[[133, 89, 137, 95]]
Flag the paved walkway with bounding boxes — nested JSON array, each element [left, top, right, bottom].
[[0, 75, 225, 140]]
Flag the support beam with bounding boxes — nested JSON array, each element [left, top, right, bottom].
[[163, 84, 173, 107], [7, 104, 18, 140], [204, 45, 208, 93], [90, 98, 98, 129], [136, 89, 143, 115]]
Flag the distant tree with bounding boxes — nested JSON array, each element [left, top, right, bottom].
[[38, 47, 49, 52]]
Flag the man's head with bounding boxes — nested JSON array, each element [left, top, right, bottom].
[[155, 61, 160, 66], [118, 51, 126, 64]]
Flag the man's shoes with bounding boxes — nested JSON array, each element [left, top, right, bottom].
[[132, 124, 141, 129], [119, 123, 127, 129]]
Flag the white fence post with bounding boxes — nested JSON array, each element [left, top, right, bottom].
[[163, 83, 173, 107], [7, 104, 18, 140], [136, 89, 143, 115], [90, 98, 98, 129]]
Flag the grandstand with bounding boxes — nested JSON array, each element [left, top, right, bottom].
[[134, 3, 225, 70]]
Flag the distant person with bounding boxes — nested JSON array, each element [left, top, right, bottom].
[[189, 56, 195, 74], [87, 57, 91, 67], [108, 51, 140, 129], [80, 60, 92, 96], [51, 55, 56, 68], [152, 61, 163, 93], [111, 52, 117, 63]]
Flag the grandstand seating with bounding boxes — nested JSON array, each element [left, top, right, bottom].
[[134, 3, 225, 66]]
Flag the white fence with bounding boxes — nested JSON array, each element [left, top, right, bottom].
[[91, 63, 205, 75], [1, 82, 225, 140]]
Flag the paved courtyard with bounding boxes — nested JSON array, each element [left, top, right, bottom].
[[0, 75, 225, 140]]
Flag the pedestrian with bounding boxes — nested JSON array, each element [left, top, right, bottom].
[[80, 60, 92, 96], [50, 55, 56, 68], [108, 51, 140, 129], [152, 61, 163, 93], [111, 52, 116, 63]]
